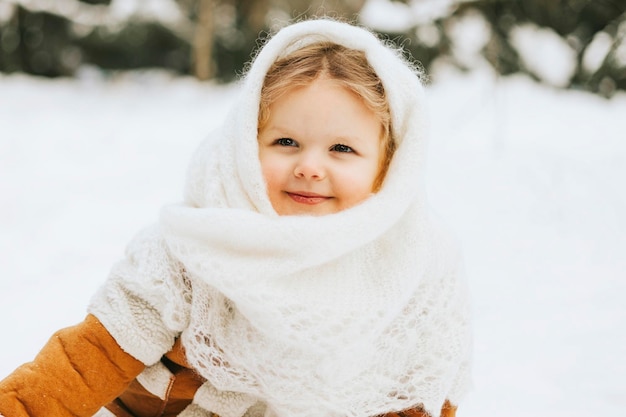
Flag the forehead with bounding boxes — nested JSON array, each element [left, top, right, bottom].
[[262, 78, 381, 137]]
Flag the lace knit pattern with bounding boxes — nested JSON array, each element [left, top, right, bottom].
[[90, 19, 472, 417]]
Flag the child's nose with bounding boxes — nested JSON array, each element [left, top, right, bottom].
[[294, 153, 326, 180]]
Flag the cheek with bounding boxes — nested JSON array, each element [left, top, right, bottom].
[[336, 162, 379, 201], [260, 156, 284, 195]]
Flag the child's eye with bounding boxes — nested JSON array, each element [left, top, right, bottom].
[[275, 138, 297, 147], [330, 144, 354, 153]]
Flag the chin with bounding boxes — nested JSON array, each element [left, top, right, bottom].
[[274, 204, 336, 217]]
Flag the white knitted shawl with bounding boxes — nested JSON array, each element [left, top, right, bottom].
[[90, 19, 471, 417]]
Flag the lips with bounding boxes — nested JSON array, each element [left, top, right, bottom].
[[286, 191, 331, 205]]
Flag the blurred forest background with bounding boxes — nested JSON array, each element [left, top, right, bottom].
[[1, 0, 625, 97]]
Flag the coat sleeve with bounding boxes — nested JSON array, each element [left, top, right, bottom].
[[0, 314, 145, 417], [87, 226, 191, 366], [0, 225, 190, 417], [381, 400, 457, 417]]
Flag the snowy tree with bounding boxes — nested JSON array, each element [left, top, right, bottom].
[[1, 0, 625, 95]]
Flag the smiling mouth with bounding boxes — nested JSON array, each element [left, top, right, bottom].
[[286, 191, 331, 205]]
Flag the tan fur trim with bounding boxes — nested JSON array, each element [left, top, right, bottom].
[[135, 361, 174, 400]]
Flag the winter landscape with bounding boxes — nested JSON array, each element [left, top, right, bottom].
[[1, 5, 626, 417]]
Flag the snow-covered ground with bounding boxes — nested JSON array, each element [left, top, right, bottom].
[[0, 66, 624, 416]]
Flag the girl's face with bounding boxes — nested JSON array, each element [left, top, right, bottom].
[[258, 77, 383, 216]]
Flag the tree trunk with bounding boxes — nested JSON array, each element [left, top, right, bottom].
[[192, 0, 214, 80]]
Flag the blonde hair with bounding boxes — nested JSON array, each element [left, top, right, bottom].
[[258, 41, 395, 191]]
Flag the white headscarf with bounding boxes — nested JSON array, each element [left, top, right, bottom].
[[124, 19, 470, 417]]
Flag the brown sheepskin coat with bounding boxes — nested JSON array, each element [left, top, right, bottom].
[[0, 315, 457, 417]]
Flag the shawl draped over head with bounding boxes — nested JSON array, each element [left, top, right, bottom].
[[89, 18, 472, 417]]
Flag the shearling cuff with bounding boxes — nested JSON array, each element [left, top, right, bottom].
[[88, 277, 177, 365], [193, 382, 258, 417], [178, 403, 214, 417]]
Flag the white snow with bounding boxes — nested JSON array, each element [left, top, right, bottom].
[[1, 65, 625, 416], [445, 10, 491, 67], [5, 0, 186, 27], [582, 31, 613, 74], [359, 0, 416, 33], [359, 0, 456, 32], [510, 23, 578, 88]]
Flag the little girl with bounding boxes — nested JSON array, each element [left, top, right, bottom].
[[0, 19, 471, 417]]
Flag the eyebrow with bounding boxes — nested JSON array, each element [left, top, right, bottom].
[[260, 125, 299, 137], [262, 125, 367, 145]]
